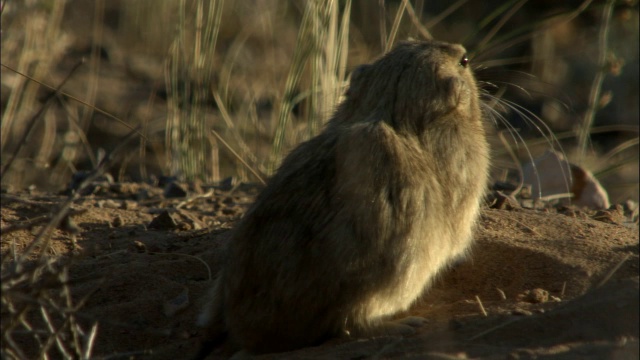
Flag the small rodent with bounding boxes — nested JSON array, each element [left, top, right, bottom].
[[196, 40, 489, 357]]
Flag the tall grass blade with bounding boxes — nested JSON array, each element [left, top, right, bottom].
[[577, 0, 616, 163], [166, 0, 224, 181]]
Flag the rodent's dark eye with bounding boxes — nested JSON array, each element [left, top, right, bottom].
[[459, 55, 469, 68]]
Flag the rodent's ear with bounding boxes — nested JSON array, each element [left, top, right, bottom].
[[346, 64, 370, 98], [349, 64, 370, 85]]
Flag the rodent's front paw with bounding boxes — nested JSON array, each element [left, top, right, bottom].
[[352, 316, 428, 338], [228, 350, 253, 360], [383, 316, 428, 335], [394, 316, 428, 328]]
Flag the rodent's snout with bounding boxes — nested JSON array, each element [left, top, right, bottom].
[[442, 76, 469, 109]]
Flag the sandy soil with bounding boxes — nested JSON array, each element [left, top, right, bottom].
[[1, 181, 638, 359]]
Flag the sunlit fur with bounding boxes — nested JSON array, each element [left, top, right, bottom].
[[198, 40, 489, 355]]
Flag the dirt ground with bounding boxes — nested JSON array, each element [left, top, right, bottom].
[[1, 181, 638, 360]]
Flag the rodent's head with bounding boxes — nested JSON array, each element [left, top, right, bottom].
[[342, 40, 481, 134]]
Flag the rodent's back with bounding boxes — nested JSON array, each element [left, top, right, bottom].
[[203, 40, 489, 355]]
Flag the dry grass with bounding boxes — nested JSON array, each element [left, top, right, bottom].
[[1, 1, 637, 195], [1, 1, 638, 358], [1, 126, 139, 359]]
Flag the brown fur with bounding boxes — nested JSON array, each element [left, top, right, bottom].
[[197, 40, 490, 356]]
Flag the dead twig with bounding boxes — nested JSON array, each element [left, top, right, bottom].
[[596, 253, 631, 288], [475, 295, 488, 317]]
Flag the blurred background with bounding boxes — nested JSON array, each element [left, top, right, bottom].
[[1, 0, 638, 203]]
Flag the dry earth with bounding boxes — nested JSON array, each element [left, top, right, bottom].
[[1, 181, 638, 359]]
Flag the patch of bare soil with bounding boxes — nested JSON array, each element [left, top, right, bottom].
[[1, 182, 638, 359]]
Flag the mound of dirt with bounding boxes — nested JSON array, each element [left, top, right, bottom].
[[1, 183, 638, 359]]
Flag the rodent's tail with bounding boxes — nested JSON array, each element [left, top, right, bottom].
[[192, 276, 227, 359]]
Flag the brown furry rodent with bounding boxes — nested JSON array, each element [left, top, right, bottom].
[[196, 40, 489, 357]]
